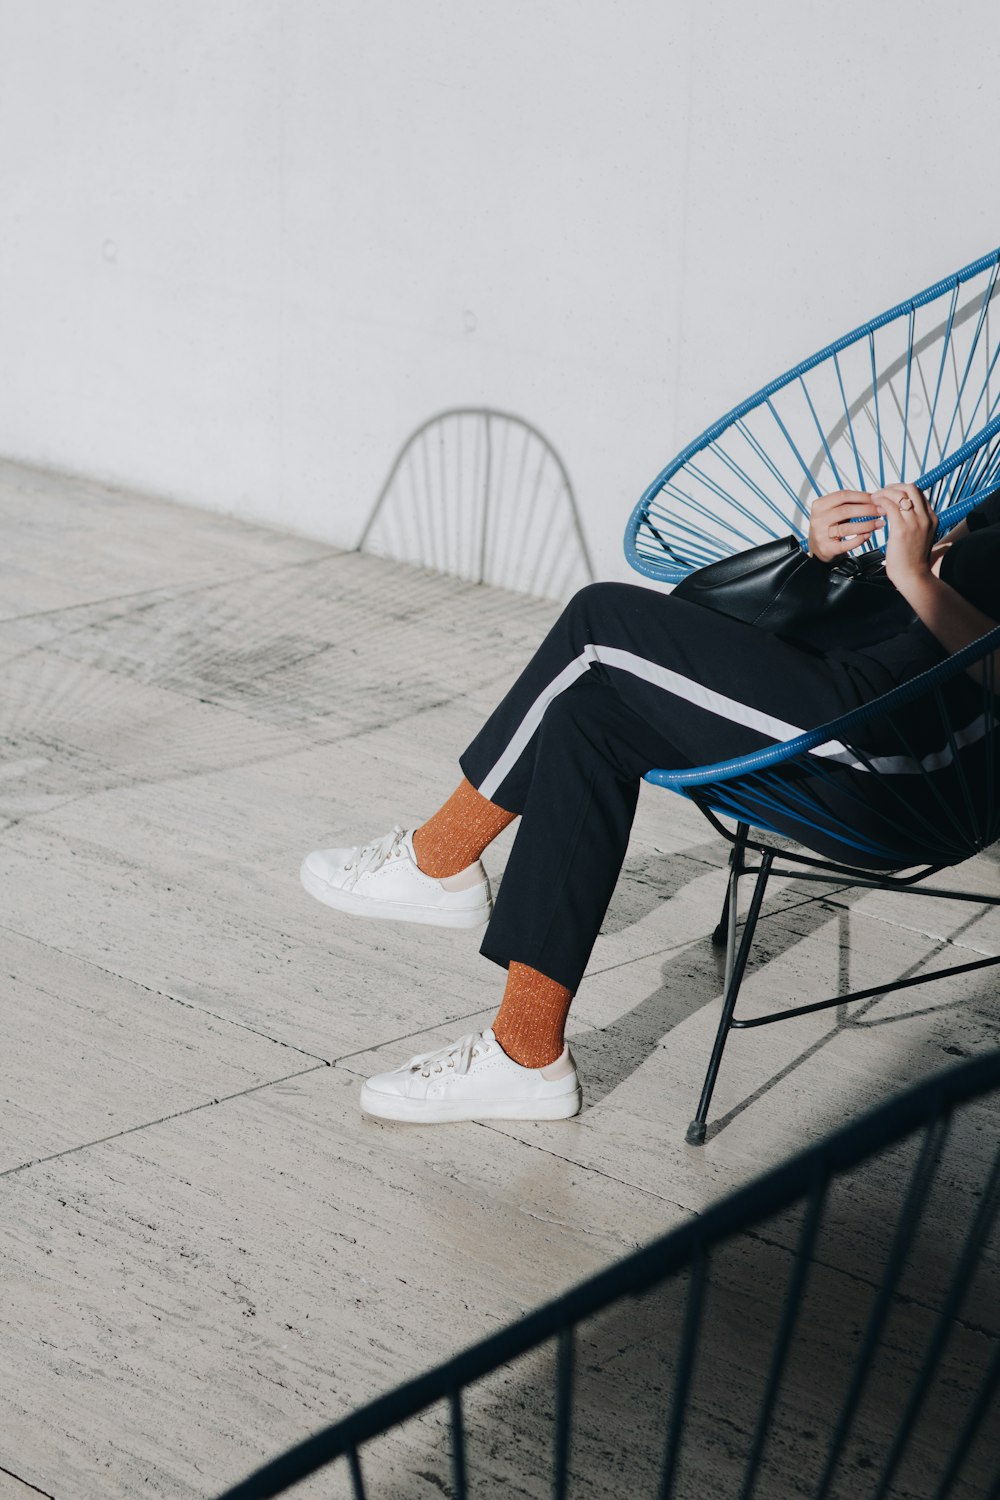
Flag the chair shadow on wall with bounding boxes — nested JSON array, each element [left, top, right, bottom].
[[799, 283, 1000, 508], [357, 408, 595, 603]]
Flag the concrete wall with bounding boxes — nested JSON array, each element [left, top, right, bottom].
[[1, 0, 997, 582]]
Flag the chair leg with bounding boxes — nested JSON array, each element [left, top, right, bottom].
[[712, 826, 749, 1023], [712, 821, 749, 949], [686, 849, 773, 1147]]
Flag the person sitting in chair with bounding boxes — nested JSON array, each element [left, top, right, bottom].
[[301, 482, 1000, 1124]]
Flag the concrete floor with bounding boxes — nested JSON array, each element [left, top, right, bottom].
[[0, 459, 998, 1498]]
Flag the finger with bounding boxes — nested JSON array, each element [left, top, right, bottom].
[[828, 533, 869, 555], [828, 520, 879, 541], [892, 490, 934, 530], [813, 490, 871, 514], [824, 504, 881, 529], [869, 489, 911, 507], [826, 504, 879, 521], [875, 483, 927, 514], [829, 519, 880, 544], [828, 499, 881, 515], [901, 483, 930, 517], [872, 487, 906, 507]]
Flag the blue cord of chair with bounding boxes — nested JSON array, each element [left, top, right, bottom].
[[625, 246, 1000, 584], [684, 248, 998, 450]]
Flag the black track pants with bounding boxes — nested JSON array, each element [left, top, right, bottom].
[[459, 582, 904, 992]]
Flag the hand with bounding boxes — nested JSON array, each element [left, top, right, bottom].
[[871, 483, 936, 591], [807, 490, 880, 562]]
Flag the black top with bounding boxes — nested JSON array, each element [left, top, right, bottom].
[[963, 484, 1000, 533]]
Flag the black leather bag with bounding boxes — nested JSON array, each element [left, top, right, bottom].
[[672, 535, 909, 651]]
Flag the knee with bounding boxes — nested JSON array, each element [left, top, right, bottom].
[[562, 581, 636, 627], [537, 677, 639, 780]]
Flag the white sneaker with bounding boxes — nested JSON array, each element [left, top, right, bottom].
[[359, 1027, 582, 1123], [300, 825, 491, 929]]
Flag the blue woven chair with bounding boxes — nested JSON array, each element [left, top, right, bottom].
[[624, 248, 1000, 1145], [626, 248, 1000, 579]]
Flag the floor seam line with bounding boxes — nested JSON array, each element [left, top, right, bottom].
[[584, 939, 700, 979], [0, 922, 333, 1065], [743, 1224, 1000, 1339], [583, 884, 860, 980], [0, 729, 320, 837], [330, 1002, 537, 1065], [1, 1062, 329, 1179], [474, 1122, 692, 1209], [0, 539, 500, 633], [825, 897, 998, 953], [0, 545, 358, 627], [0, 1464, 57, 1499]]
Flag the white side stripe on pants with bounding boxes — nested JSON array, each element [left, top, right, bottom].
[[475, 643, 991, 801]]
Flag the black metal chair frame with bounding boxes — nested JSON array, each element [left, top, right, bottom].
[[620, 249, 1000, 1145], [691, 811, 1000, 1146], [639, 622, 1000, 1145]]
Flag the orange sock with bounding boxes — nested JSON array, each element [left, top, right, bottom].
[[412, 777, 516, 878], [492, 962, 573, 1069]]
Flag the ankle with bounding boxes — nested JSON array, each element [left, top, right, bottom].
[[491, 963, 573, 1070], [412, 778, 515, 878], [493, 1021, 564, 1070], [411, 823, 451, 877]]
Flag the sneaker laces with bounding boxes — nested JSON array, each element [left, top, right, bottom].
[[343, 825, 408, 888], [402, 1031, 491, 1079]]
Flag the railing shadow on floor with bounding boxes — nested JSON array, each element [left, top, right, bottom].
[[215, 1050, 1000, 1500]]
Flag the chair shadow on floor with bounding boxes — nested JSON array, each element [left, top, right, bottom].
[[358, 408, 595, 604], [568, 841, 1000, 1131]]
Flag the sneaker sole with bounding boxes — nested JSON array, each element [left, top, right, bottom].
[[359, 1082, 583, 1124], [300, 860, 491, 930]]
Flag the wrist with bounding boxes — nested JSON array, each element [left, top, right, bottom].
[[890, 564, 937, 609]]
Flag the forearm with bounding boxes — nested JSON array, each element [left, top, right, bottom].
[[873, 482, 998, 681], [927, 516, 967, 575], [894, 571, 998, 679]]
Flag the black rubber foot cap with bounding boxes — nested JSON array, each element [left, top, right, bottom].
[[686, 1120, 707, 1147], [711, 923, 728, 947]]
